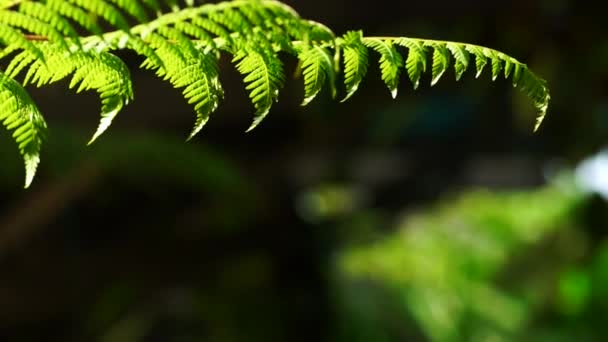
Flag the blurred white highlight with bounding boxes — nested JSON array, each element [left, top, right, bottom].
[[576, 150, 608, 200]]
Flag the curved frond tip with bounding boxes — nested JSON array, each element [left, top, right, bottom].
[[354, 37, 550, 132]]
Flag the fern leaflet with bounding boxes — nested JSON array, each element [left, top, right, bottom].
[[234, 48, 285, 131], [0, 73, 46, 188], [429, 43, 450, 86], [299, 44, 336, 106], [340, 30, 368, 102], [363, 38, 403, 98]]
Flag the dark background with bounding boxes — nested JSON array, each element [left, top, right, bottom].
[[1, 0, 607, 341]]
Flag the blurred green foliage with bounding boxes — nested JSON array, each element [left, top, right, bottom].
[[334, 179, 608, 342]]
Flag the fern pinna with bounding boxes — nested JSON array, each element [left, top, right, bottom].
[[0, 0, 550, 187]]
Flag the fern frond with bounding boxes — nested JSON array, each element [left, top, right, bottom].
[[72, 53, 134, 144], [17, 2, 81, 44], [465, 45, 488, 78], [396, 38, 427, 90], [363, 38, 403, 98], [140, 34, 224, 138], [140, 0, 161, 13], [208, 7, 251, 33], [340, 30, 368, 102], [44, 0, 103, 35], [487, 49, 503, 80], [5, 45, 37, 77], [234, 48, 284, 131], [0, 22, 43, 59], [0, 73, 46, 188], [65, 0, 131, 31], [7, 44, 134, 145], [180, 55, 223, 140], [428, 43, 450, 86], [446, 42, 469, 81], [0, 0, 551, 187], [0, 9, 68, 50], [299, 44, 336, 106], [108, 0, 149, 22], [517, 67, 551, 131]]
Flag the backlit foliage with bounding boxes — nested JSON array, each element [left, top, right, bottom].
[[0, 0, 551, 187]]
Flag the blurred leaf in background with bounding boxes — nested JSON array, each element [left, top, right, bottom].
[[334, 175, 606, 342]]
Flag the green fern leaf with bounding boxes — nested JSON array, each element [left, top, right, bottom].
[[236, 2, 268, 28], [299, 45, 336, 105], [7, 45, 134, 144], [44, 0, 103, 35], [190, 16, 234, 46], [0, 21, 46, 61], [465, 45, 488, 78], [0, 43, 18, 60], [396, 38, 427, 89], [486, 49, 503, 81], [511, 62, 523, 87], [108, 0, 149, 22], [5, 49, 37, 78], [429, 43, 450, 86], [65, 0, 130, 31], [73, 53, 134, 144], [18, 2, 81, 44], [134, 38, 224, 138], [503, 55, 514, 79], [446, 42, 469, 81], [341, 30, 368, 102], [517, 67, 550, 131], [156, 25, 199, 58], [117, 32, 165, 70], [0, 0, 551, 187], [179, 54, 223, 140], [234, 49, 285, 131], [0, 10, 68, 49], [140, 0, 161, 12], [0, 73, 46, 188], [209, 7, 251, 33], [173, 20, 217, 49], [363, 38, 403, 98]]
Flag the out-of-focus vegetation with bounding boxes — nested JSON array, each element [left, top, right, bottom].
[[335, 176, 607, 342]]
